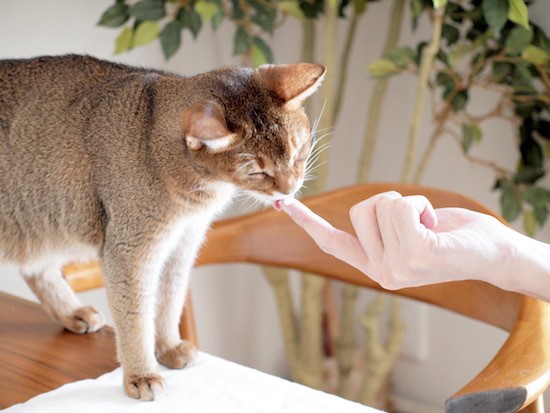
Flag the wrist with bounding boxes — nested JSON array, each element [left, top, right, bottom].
[[495, 229, 550, 301]]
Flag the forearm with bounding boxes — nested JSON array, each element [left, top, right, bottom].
[[489, 228, 550, 302]]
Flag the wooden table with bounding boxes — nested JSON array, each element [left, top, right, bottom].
[[0, 292, 118, 409]]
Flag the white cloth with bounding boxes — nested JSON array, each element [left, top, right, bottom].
[[5, 352, 382, 413]]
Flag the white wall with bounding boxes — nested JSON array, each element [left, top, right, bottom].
[[1, 0, 549, 411]]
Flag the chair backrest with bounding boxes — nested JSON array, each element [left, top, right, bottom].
[[64, 183, 550, 413]]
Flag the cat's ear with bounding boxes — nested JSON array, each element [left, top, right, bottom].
[[182, 101, 235, 151], [257, 63, 326, 109]]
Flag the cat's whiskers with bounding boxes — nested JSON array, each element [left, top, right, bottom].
[[237, 153, 258, 159], [187, 186, 209, 194], [309, 100, 327, 137], [307, 139, 332, 163], [308, 131, 333, 162], [305, 141, 332, 177]]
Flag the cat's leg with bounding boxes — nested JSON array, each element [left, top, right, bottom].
[[154, 235, 201, 369], [102, 236, 165, 401], [21, 266, 105, 334]]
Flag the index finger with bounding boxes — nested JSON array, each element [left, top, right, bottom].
[[280, 200, 373, 276]]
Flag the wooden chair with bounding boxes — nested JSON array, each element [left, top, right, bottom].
[[8, 183, 550, 412]]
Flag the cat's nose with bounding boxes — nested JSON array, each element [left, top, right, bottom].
[[275, 176, 302, 196]]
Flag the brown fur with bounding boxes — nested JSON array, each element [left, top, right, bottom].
[[0, 55, 325, 400]]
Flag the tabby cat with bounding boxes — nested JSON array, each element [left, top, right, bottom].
[[0, 55, 325, 400]]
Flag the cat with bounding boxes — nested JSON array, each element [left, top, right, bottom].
[[0, 54, 325, 400]]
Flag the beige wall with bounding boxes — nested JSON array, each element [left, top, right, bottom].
[[1, 0, 549, 410]]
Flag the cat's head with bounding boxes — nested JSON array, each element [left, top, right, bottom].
[[182, 63, 326, 205]]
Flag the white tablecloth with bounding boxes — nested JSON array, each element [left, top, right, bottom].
[[5, 352, 382, 413]]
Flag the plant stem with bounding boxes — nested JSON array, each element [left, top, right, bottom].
[[263, 266, 301, 381], [336, 284, 359, 398], [357, 0, 406, 182], [299, 272, 325, 389], [401, 6, 445, 183], [333, 13, 360, 122], [298, 0, 340, 389], [302, 19, 316, 115], [339, 0, 406, 401], [413, 101, 452, 183], [358, 295, 404, 406], [302, 19, 315, 63]]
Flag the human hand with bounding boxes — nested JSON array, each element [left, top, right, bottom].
[[280, 192, 520, 290]]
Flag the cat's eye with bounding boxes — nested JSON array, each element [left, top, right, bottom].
[[249, 172, 271, 179]]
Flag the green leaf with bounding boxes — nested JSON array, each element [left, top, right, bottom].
[[251, 37, 273, 67], [98, 3, 129, 27], [129, 0, 165, 21], [534, 204, 548, 226], [432, 0, 447, 10], [525, 186, 550, 226], [523, 209, 537, 236], [115, 27, 133, 54], [436, 49, 451, 67], [233, 26, 249, 56], [195, 0, 219, 22], [327, 0, 339, 10], [462, 123, 483, 153], [471, 29, 492, 49], [160, 21, 181, 59], [520, 138, 544, 169], [508, 0, 530, 30], [533, 25, 550, 54], [492, 61, 513, 82], [251, 6, 276, 35], [231, 0, 245, 19], [178, 7, 202, 38], [505, 26, 533, 55], [452, 90, 469, 112], [367, 59, 400, 78], [537, 120, 550, 140], [442, 24, 460, 46], [353, 0, 367, 15], [132, 21, 160, 47], [482, 0, 509, 35], [512, 62, 534, 87], [523, 186, 550, 205], [522, 45, 550, 65], [412, 0, 424, 19], [449, 43, 470, 67], [386, 46, 415, 68], [500, 182, 522, 221], [211, 10, 224, 30], [436, 71, 455, 89], [514, 166, 544, 184], [279, 1, 306, 19]]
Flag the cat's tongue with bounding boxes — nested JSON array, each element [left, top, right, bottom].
[[273, 198, 295, 211]]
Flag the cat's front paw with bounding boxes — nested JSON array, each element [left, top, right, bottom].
[[60, 306, 105, 334], [124, 373, 165, 401], [157, 340, 197, 369]]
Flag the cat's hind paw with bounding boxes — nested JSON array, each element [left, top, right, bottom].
[[125, 374, 165, 401], [157, 340, 196, 369], [60, 306, 105, 334]]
